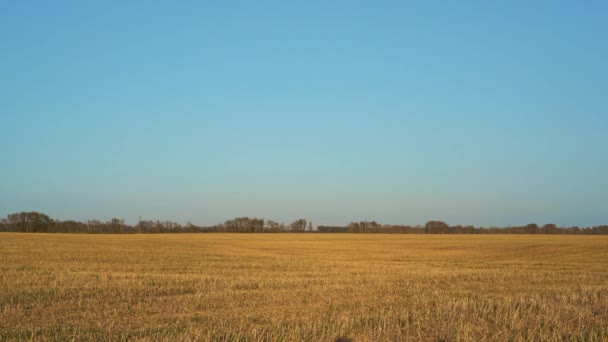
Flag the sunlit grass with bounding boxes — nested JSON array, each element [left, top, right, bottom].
[[1, 233, 607, 341]]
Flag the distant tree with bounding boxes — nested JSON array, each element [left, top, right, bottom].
[[425, 221, 449, 234], [136, 220, 156, 233], [7, 212, 53, 232], [542, 223, 559, 234], [346, 221, 381, 233], [290, 218, 307, 232], [186, 222, 196, 232], [524, 223, 540, 234], [594, 225, 608, 235], [222, 217, 265, 232], [109, 218, 125, 233], [266, 220, 283, 232], [55, 220, 87, 233], [0, 218, 8, 232], [346, 222, 360, 233]]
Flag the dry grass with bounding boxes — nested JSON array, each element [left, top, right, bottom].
[[0, 233, 607, 341]]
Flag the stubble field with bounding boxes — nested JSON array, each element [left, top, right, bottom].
[[0, 233, 607, 341]]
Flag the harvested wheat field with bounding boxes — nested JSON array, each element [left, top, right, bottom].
[[0, 233, 607, 341]]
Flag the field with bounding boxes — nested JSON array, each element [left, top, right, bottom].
[[1, 233, 607, 341]]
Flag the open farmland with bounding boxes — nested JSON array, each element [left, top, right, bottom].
[[1, 233, 607, 341]]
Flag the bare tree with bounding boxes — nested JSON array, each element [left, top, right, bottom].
[[290, 218, 307, 232], [7, 212, 53, 232]]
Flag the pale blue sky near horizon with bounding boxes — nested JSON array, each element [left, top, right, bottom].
[[1, 1, 607, 227]]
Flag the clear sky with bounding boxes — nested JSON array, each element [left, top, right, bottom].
[[1, 1, 607, 227]]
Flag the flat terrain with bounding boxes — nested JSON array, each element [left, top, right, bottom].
[[1, 233, 607, 341]]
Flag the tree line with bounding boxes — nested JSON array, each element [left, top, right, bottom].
[[1, 211, 607, 234], [324, 220, 608, 235]]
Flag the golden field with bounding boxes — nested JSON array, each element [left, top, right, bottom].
[[0, 233, 607, 341]]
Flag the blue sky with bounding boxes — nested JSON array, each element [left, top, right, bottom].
[[1, 1, 607, 226]]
